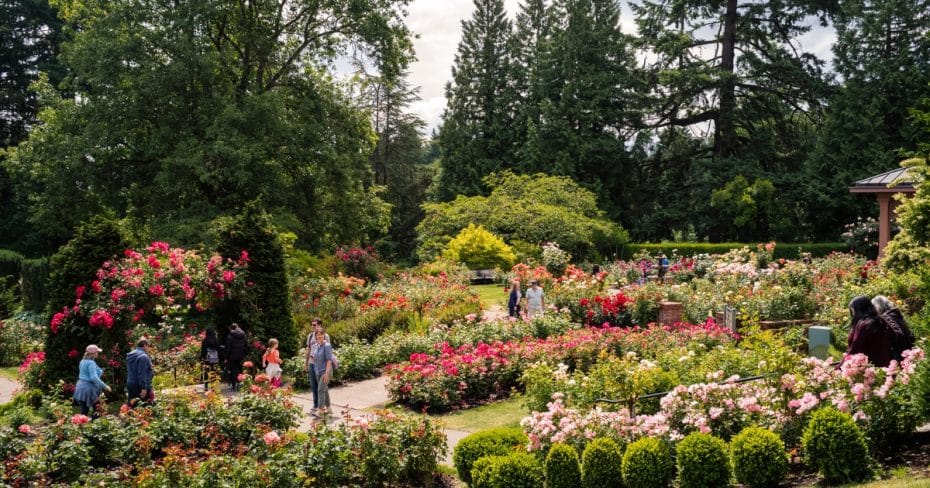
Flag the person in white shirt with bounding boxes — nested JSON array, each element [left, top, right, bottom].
[[524, 281, 545, 317]]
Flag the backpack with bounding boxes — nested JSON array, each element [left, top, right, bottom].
[[205, 347, 219, 365]]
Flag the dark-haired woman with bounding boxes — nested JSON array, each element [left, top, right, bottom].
[[200, 327, 221, 389], [845, 295, 892, 367]]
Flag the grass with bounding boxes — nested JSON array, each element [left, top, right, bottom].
[[432, 395, 527, 432], [470, 283, 507, 309], [845, 478, 930, 488], [0, 367, 19, 381]]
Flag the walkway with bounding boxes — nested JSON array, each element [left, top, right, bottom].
[[0, 377, 19, 405]]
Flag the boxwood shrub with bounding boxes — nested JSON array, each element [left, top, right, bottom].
[[729, 426, 788, 488], [546, 443, 581, 488], [470, 452, 544, 488], [676, 432, 730, 488], [453, 427, 527, 485], [621, 437, 673, 488], [801, 408, 871, 484], [581, 437, 623, 488]]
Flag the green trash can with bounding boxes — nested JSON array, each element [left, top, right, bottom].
[[808, 326, 832, 360]]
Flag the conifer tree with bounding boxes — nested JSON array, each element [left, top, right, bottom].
[[437, 0, 516, 200]]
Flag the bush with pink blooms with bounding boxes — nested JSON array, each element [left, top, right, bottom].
[[386, 321, 738, 411], [36, 242, 250, 394]]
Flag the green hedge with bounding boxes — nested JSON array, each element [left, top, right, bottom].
[[0, 249, 24, 278], [619, 242, 849, 260]]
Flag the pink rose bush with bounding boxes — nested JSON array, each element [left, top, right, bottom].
[[386, 321, 737, 411], [521, 348, 926, 453]]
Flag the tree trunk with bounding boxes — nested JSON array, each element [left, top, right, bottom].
[[716, 0, 738, 157]]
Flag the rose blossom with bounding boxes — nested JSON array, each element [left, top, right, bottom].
[[263, 431, 281, 445], [71, 414, 91, 425]]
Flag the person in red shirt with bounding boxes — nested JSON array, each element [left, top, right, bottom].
[[845, 296, 892, 367], [262, 338, 282, 387]]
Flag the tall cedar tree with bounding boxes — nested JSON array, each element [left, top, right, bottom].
[[43, 215, 132, 393], [510, 0, 553, 170], [214, 202, 297, 357], [437, 0, 516, 200], [4, 0, 411, 252], [807, 0, 930, 239], [0, 0, 67, 255], [361, 73, 434, 261], [530, 0, 640, 219]]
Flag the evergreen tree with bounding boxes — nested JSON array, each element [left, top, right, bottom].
[[532, 0, 640, 218], [437, 0, 516, 200], [0, 0, 67, 255], [43, 215, 131, 393], [215, 202, 296, 357], [510, 0, 553, 170], [361, 72, 433, 261], [807, 0, 930, 239], [631, 0, 834, 158]]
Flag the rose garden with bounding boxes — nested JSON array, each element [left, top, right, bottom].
[[4, 0, 930, 486]]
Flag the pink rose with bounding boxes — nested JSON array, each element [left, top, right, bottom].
[[263, 431, 281, 445], [71, 414, 91, 425], [17, 424, 32, 435]]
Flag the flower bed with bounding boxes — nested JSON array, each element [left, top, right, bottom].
[[385, 321, 738, 411], [0, 384, 446, 486], [521, 349, 927, 454]]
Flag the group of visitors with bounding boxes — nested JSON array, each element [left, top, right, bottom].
[[73, 337, 154, 419], [304, 318, 334, 416], [846, 295, 916, 367], [507, 280, 546, 318]]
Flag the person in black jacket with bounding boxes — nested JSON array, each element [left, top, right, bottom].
[[872, 295, 917, 361], [224, 323, 248, 391], [200, 327, 221, 389]]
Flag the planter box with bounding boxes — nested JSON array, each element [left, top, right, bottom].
[[658, 301, 683, 325]]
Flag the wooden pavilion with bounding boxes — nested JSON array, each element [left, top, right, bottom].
[[849, 167, 916, 258]]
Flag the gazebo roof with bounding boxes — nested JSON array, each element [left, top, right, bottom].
[[849, 167, 917, 194]]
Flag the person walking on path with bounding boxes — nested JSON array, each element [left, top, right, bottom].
[[263, 338, 283, 387], [224, 323, 248, 391], [507, 281, 522, 318], [845, 296, 892, 367], [200, 327, 221, 389], [872, 295, 917, 361], [524, 281, 545, 318], [126, 338, 154, 407], [312, 330, 334, 416], [305, 318, 330, 411], [73, 344, 111, 418]]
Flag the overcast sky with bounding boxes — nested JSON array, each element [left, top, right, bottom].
[[403, 0, 837, 132]]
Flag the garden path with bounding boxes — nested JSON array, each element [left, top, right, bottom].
[[288, 375, 469, 466], [482, 304, 507, 322], [0, 377, 19, 404]]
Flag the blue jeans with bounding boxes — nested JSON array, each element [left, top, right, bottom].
[[309, 365, 320, 408]]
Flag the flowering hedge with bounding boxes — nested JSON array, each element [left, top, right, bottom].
[[385, 321, 737, 411], [37, 242, 249, 393]]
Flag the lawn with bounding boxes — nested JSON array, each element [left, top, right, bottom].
[[0, 367, 19, 381], [470, 283, 507, 309], [433, 395, 526, 432]]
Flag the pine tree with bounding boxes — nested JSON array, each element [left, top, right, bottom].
[[510, 0, 553, 170], [437, 0, 516, 200]]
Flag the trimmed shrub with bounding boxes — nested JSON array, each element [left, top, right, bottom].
[[620, 242, 847, 260], [470, 452, 544, 488], [443, 224, 516, 270], [676, 432, 730, 488], [546, 443, 582, 488], [621, 437, 673, 488], [453, 428, 527, 485], [0, 249, 24, 278], [43, 215, 131, 392], [214, 202, 297, 357], [581, 437, 623, 488], [730, 426, 788, 488], [801, 408, 871, 484]]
